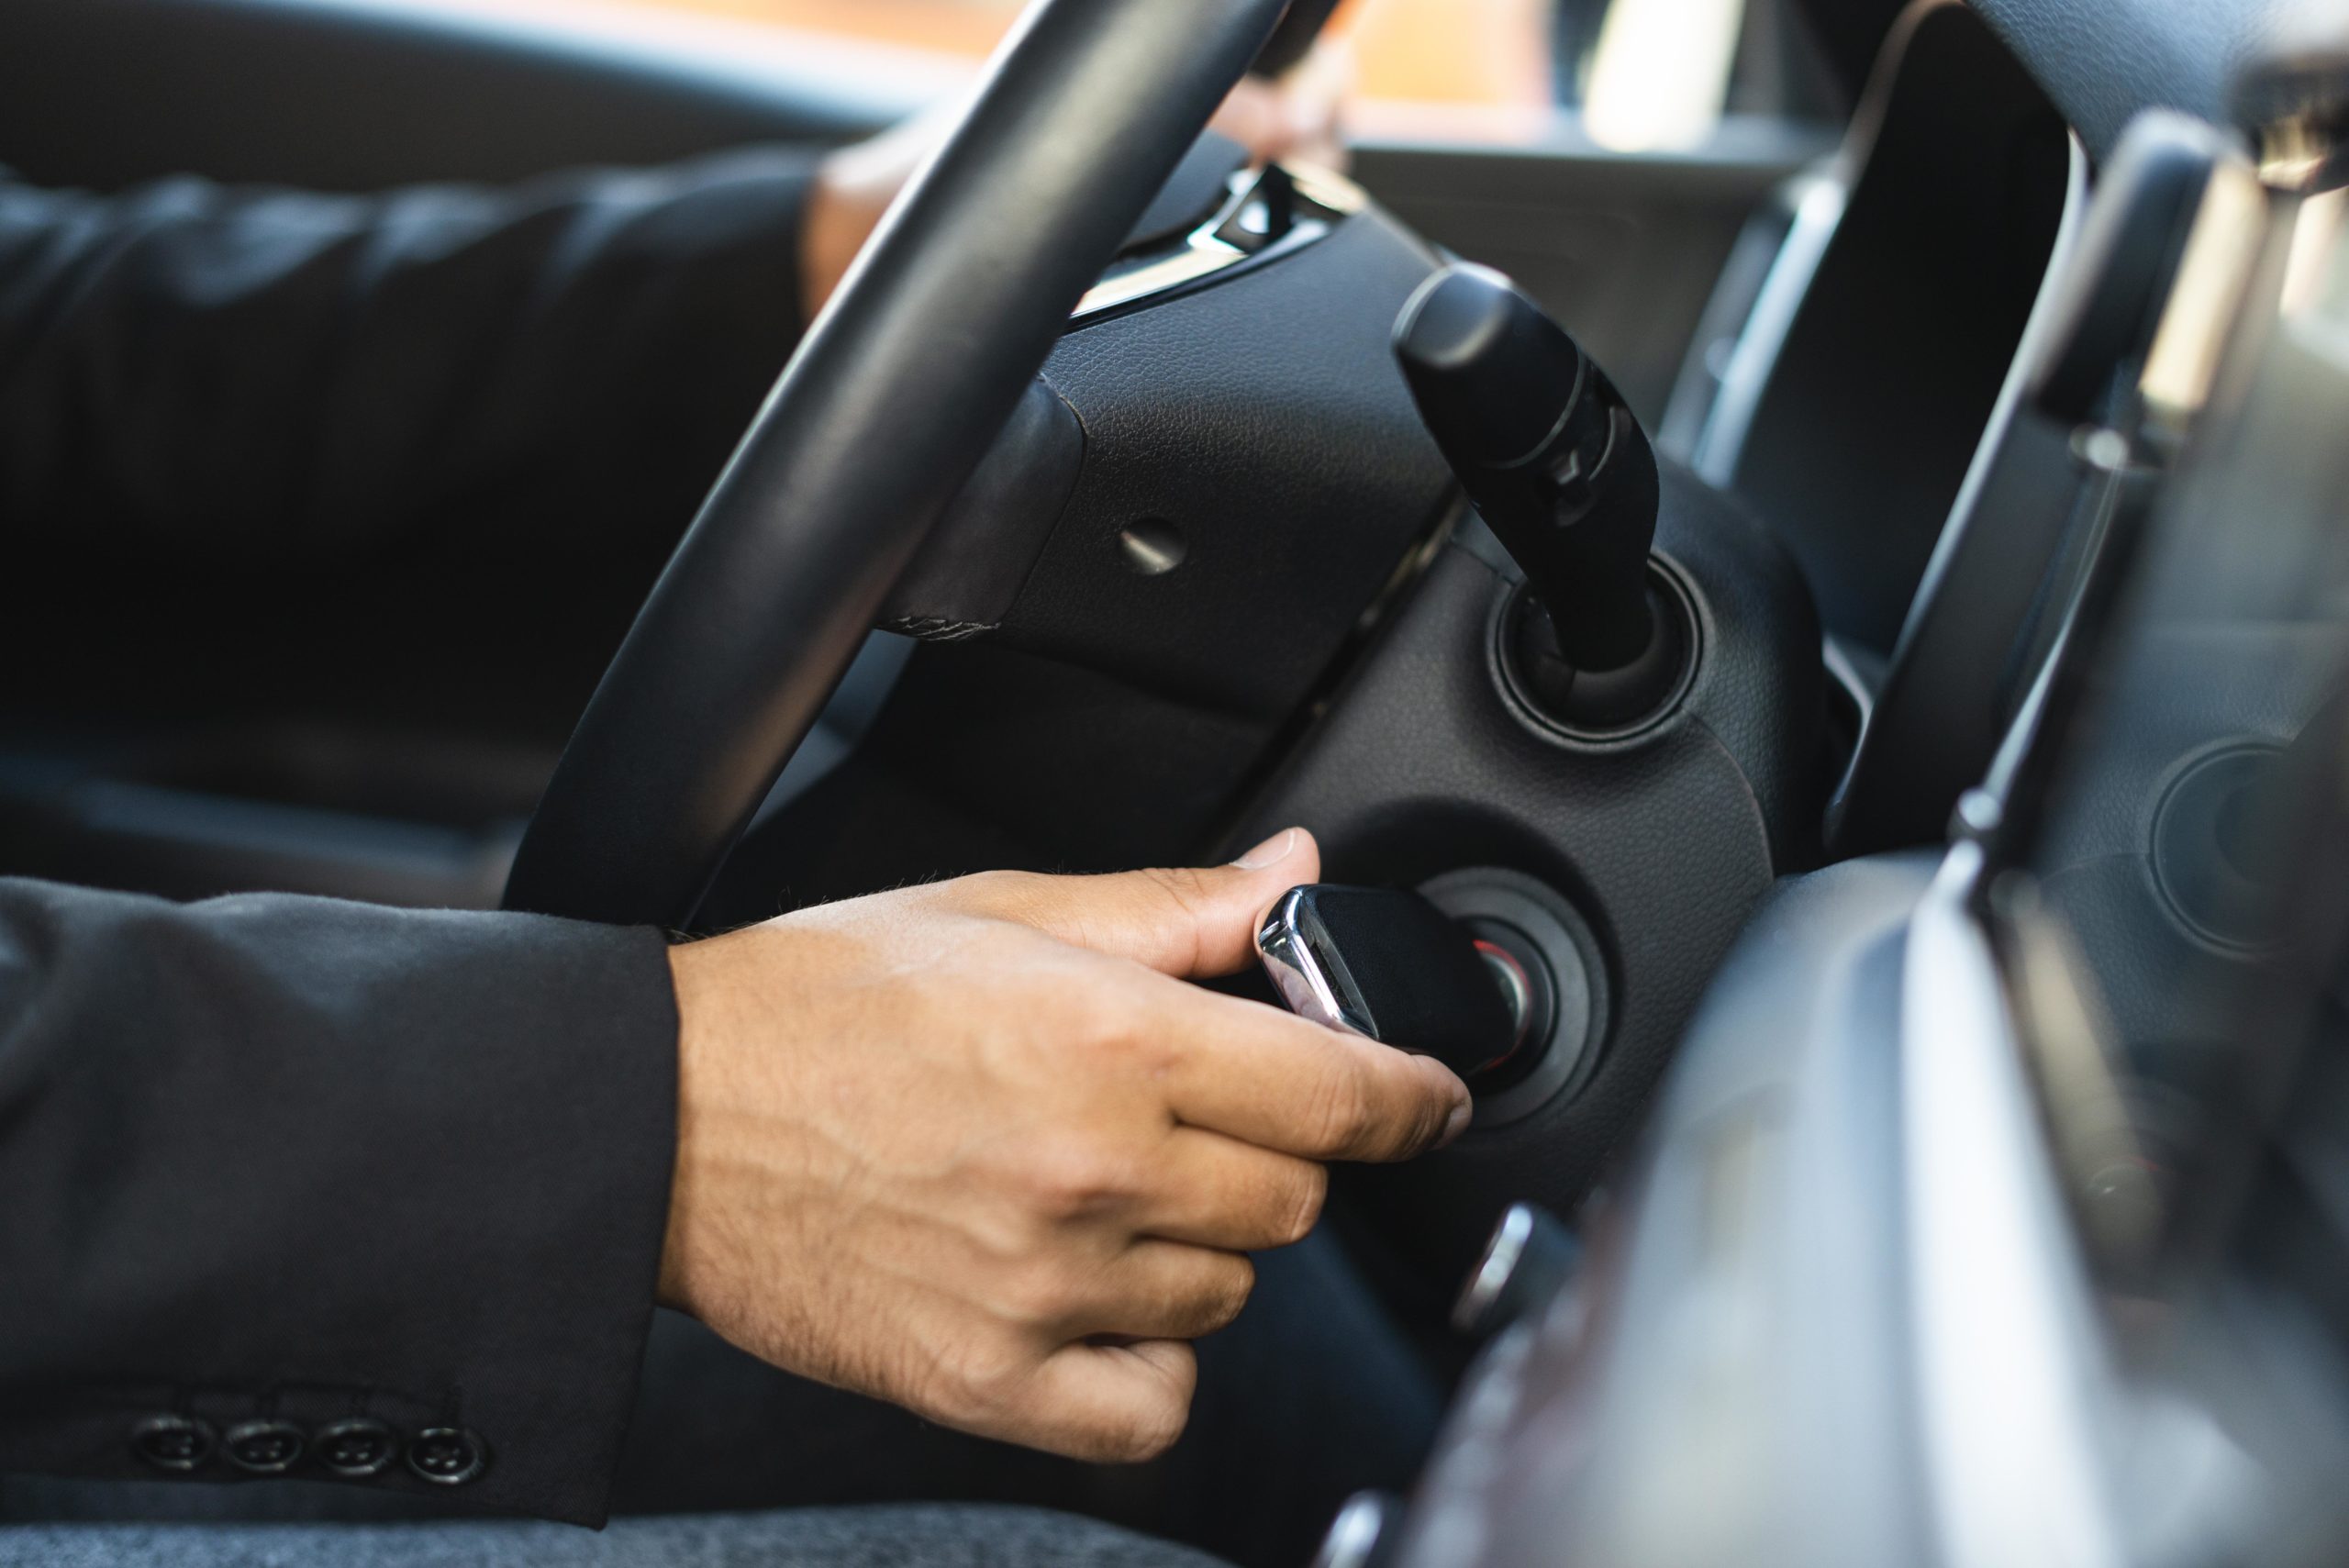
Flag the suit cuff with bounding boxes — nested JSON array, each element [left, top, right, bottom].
[[0, 886, 681, 1527]]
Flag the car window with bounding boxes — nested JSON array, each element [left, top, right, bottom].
[[468, 0, 1846, 149]]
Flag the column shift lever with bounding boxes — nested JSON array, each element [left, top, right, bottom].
[[1394, 264, 1687, 728]]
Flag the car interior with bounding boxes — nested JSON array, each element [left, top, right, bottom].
[[5, 0, 2349, 1562]]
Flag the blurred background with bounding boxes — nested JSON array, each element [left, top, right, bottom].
[[420, 0, 1846, 152]]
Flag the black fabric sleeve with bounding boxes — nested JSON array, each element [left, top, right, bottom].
[[0, 147, 816, 565], [0, 879, 682, 1528]]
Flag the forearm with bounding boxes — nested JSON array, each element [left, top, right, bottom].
[[0, 880, 679, 1525]]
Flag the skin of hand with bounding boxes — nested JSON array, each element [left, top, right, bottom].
[[797, 39, 1356, 320], [659, 827, 1469, 1463]]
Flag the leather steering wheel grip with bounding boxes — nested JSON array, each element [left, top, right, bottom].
[[501, 0, 1296, 927]]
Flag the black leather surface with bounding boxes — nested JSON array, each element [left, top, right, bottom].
[[1969, 0, 2297, 158], [880, 378, 1088, 637], [980, 204, 1456, 721], [1225, 462, 1822, 1269], [1251, 0, 1345, 79]]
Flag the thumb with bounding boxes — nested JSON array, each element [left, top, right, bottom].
[[962, 828, 1321, 979]]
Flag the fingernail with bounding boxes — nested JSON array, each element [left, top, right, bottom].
[[1231, 828, 1298, 871], [1435, 1096, 1473, 1150]]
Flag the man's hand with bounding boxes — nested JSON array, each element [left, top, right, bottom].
[[798, 39, 1354, 321], [658, 828, 1466, 1463]]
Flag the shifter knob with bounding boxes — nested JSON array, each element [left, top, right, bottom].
[[1256, 884, 1540, 1084], [1394, 264, 1661, 675]]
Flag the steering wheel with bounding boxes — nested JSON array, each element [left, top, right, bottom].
[[501, 0, 1298, 926]]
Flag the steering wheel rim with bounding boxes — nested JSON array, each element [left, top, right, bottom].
[[500, 0, 1297, 926]]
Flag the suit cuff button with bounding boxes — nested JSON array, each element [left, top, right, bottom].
[[131, 1414, 217, 1473], [223, 1418, 306, 1474], [316, 1418, 398, 1478], [406, 1426, 490, 1486]]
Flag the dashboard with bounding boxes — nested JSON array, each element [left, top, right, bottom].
[[1350, 3, 2349, 1565]]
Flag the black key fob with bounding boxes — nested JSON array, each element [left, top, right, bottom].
[[1256, 884, 1527, 1081]]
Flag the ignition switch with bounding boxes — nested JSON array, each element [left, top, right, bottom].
[[1256, 870, 1606, 1124], [1256, 884, 1532, 1085]]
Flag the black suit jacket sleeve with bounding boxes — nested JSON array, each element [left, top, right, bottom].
[[0, 146, 814, 564], [0, 878, 682, 1526]]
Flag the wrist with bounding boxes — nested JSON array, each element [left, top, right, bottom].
[[658, 938, 719, 1318], [797, 161, 882, 325], [798, 105, 953, 321]]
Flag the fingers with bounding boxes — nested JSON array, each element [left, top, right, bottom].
[[1061, 1240, 1257, 1342], [931, 839, 1467, 1163], [1023, 1339, 1199, 1463], [1130, 1129, 1328, 1251], [947, 828, 1320, 978], [1153, 987, 1471, 1162]]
